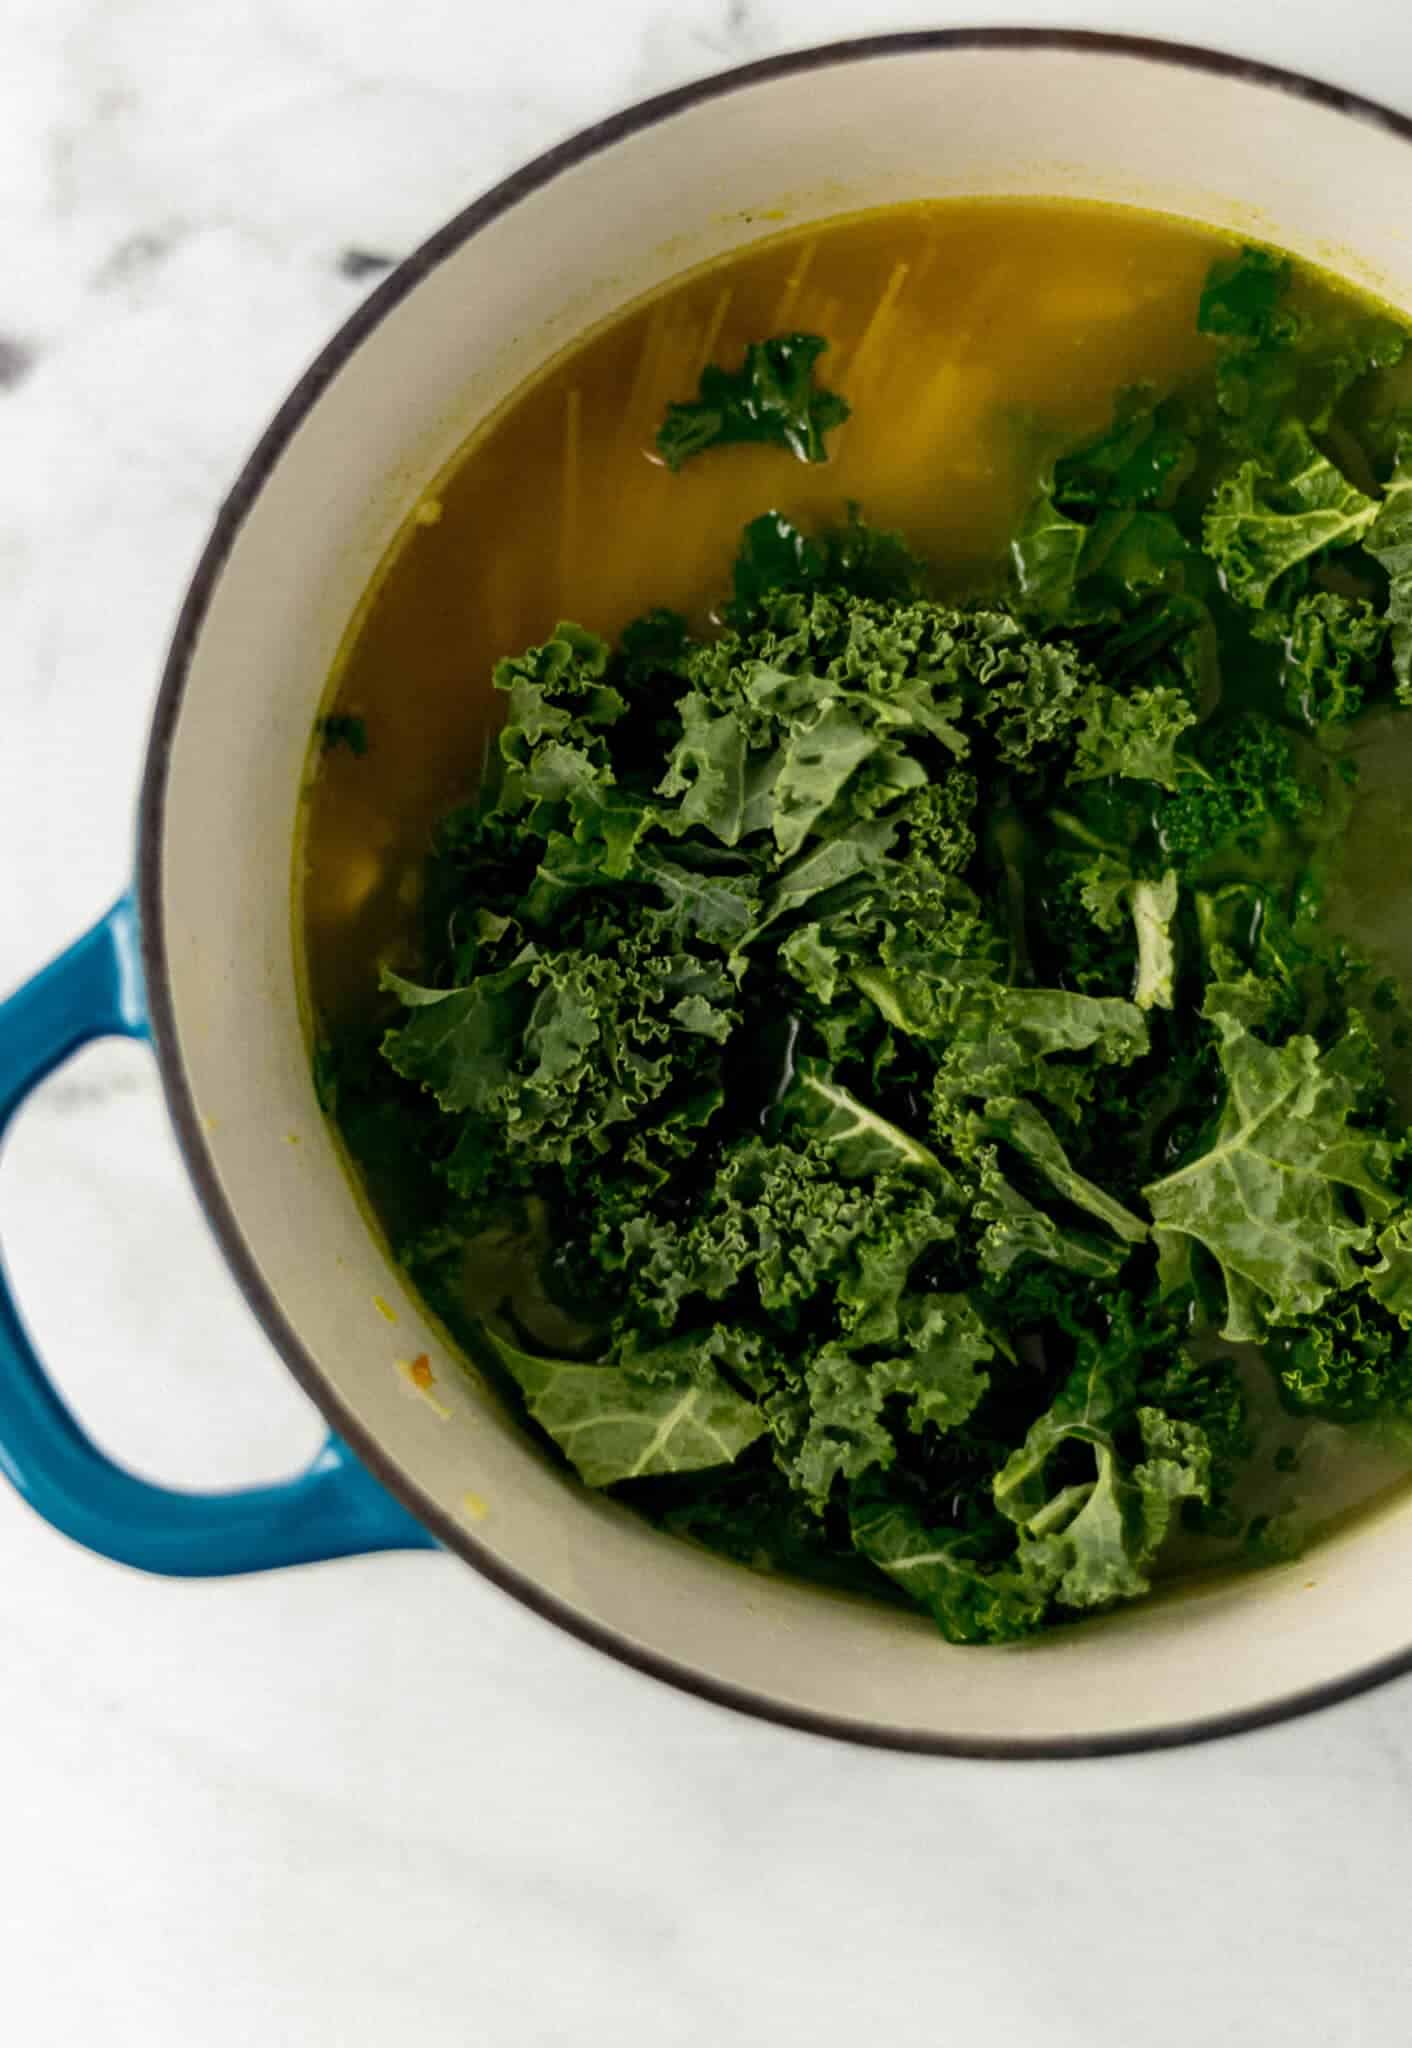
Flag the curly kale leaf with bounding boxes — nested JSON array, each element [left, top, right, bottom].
[[969, 1096, 1149, 1248], [970, 1147, 1136, 1283], [1150, 710, 1319, 872], [1200, 244, 1404, 444], [629, 845, 761, 944], [1010, 377, 1198, 630], [930, 985, 1148, 1110], [1269, 1291, 1412, 1425], [591, 1139, 954, 1339], [938, 613, 1094, 765], [1009, 489, 1089, 619], [919, 985, 1151, 1283], [680, 588, 973, 773], [1070, 685, 1197, 791], [380, 961, 537, 1117], [693, 584, 1088, 771], [655, 690, 750, 844], [750, 817, 899, 937], [780, 1295, 996, 1506], [1074, 859, 1180, 1011], [1142, 1348, 1251, 1527], [849, 1494, 1047, 1645], [778, 1057, 951, 1183], [1052, 386, 1195, 511], [1198, 245, 1296, 344], [727, 506, 924, 624], [770, 702, 931, 859], [1275, 590, 1387, 729], [1009, 499, 1190, 628], [1198, 245, 1304, 444], [380, 930, 736, 1186], [484, 1327, 767, 1484], [580, 1129, 986, 1514], [1129, 873, 1181, 1013], [1202, 421, 1379, 608], [493, 621, 626, 794], [1011, 496, 1193, 641], [991, 1305, 1212, 1611], [655, 332, 850, 471], [799, 874, 999, 1053], [1145, 1006, 1402, 1340]]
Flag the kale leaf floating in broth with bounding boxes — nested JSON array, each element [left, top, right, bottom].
[[654, 332, 850, 471]]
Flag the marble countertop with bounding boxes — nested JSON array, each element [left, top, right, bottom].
[[7, 2, 1412, 2041]]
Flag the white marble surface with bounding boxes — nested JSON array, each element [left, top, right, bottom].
[[7, 2, 1412, 2040]]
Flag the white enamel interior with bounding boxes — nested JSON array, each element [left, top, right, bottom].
[[152, 41, 1412, 1748]]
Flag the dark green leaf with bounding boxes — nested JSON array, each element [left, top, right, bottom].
[[655, 333, 850, 471], [1070, 685, 1197, 790], [1145, 1007, 1401, 1339], [1202, 421, 1379, 607], [784, 1296, 995, 1505], [485, 1328, 767, 1484], [1053, 389, 1193, 510], [1198, 246, 1294, 341], [1276, 590, 1386, 727], [1009, 489, 1088, 618], [849, 1496, 1047, 1646], [779, 1057, 950, 1182], [977, 1096, 1149, 1245]]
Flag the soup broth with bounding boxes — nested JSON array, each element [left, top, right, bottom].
[[300, 199, 1412, 1626]]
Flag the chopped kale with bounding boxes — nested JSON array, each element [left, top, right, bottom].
[[318, 243, 1412, 1644], [655, 332, 850, 471]]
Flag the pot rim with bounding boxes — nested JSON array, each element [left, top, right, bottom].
[[135, 27, 1412, 1760]]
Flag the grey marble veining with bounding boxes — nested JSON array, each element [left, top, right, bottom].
[[6, 3, 1412, 2042]]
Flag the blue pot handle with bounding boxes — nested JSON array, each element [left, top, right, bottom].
[[0, 898, 437, 1574]]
